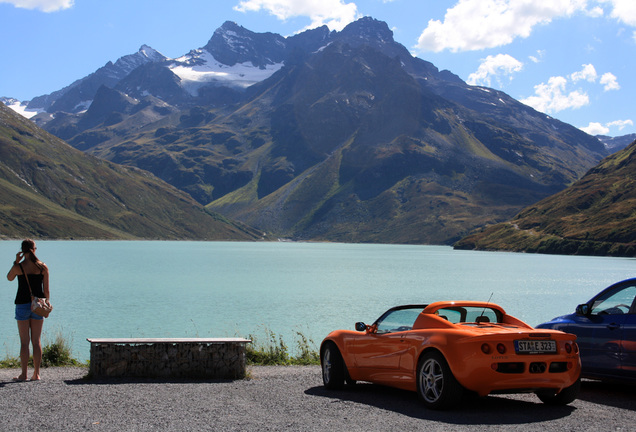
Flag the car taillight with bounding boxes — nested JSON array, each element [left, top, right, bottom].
[[496, 343, 506, 354], [481, 343, 491, 354], [573, 342, 579, 354], [565, 343, 572, 354]]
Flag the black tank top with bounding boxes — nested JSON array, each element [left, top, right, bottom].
[[15, 273, 45, 304]]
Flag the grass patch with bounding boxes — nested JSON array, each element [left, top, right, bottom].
[[0, 331, 84, 368], [0, 356, 21, 369], [246, 330, 320, 366]]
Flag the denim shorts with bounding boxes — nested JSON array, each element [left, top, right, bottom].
[[15, 303, 44, 321]]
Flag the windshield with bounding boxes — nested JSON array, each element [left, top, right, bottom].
[[434, 306, 502, 324], [375, 307, 424, 334]]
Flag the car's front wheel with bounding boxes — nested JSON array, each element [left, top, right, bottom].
[[416, 351, 464, 410], [321, 342, 345, 389], [536, 378, 581, 405]]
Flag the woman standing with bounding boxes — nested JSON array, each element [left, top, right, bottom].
[[6, 239, 50, 381]]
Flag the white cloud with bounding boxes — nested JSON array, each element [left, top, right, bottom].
[[587, 6, 604, 18], [528, 49, 545, 63], [467, 54, 523, 87], [580, 119, 633, 135], [521, 76, 589, 113], [0, 0, 73, 12], [581, 122, 609, 135], [566, 64, 619, 90], [415, 0, 589, 52], [234, 0, 359, 31], [522, 62, 620, 114], [570, 64, 597, 82], [603, 0, 636, 26], [600, 72, 620, 90], [607, 119, 633, 129]]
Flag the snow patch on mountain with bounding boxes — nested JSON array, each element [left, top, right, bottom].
[[169, 49, 283, 96], [1, 98, 42, 119], [74, 100, 92, 112]]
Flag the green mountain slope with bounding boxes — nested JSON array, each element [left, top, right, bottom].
[[0, 103, 260, 240], [454, 140, 636, 256]]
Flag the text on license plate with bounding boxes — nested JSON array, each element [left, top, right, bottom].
[[514, 340, 557, 354]]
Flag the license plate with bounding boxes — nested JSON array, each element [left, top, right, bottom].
[[514, 340, 557, 354]]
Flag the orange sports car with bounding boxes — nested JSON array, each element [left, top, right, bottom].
[[320, 301, 581, 410]]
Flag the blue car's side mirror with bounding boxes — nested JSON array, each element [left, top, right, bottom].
[[576, 303, 590, 315]]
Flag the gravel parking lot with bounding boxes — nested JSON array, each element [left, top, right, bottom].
[[0, 366, 634, 431]]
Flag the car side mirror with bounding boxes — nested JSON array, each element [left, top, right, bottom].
[[575, 303, 590, 315], [355, 322, 367, 332]]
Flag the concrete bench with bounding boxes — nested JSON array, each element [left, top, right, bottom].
[[87, 338, 251, 379]]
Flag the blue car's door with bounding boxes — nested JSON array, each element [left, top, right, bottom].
[[582, 282, 636, 377], [620, 312, 636, 375], [577, 313, 628, 375]]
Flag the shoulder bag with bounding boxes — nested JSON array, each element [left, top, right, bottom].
[[19, 263, 53, 318]]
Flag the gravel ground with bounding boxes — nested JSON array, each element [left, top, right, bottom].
[[0, 366, 634, 431]]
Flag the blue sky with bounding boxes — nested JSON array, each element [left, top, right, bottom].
[[1, 0, 635, 136]]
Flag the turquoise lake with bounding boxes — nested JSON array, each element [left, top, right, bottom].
[[1, 241, 634, 362]]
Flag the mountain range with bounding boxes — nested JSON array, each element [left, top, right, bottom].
[[1, 17, 618, 244]]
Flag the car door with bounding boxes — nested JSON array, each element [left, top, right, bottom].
[[579, 282, 636, 376], [352, 308, 421, 372], [619, 302, 636, 375], [352, 331, 406, 371]]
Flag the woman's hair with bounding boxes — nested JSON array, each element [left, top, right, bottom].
[[21, 239, 44, 271]]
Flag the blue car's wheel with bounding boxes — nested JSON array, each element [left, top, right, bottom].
[[321, 342, 345, 390], [416, 351, 463, 410]]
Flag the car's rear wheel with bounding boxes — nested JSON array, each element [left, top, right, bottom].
[[536, 378, 581, 405], [321, 342, 345, 389], [416, 351, 464, 410]]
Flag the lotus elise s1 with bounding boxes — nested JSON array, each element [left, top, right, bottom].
[[320, 301, 581, 410]]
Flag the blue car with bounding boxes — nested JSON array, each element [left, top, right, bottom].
[[537, 278, 636, 383]]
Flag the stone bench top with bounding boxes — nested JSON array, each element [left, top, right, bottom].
[[87, 338, 251, 344]]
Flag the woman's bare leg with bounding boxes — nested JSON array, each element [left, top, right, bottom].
[[16, 320, 31, 380], [30, 319, 44, 381]]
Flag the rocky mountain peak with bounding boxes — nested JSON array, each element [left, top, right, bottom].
[[204, 21, 286, 67], [338, 16, 394, 44], [111, 45, 166, 76], [139, 45, 166, 61]]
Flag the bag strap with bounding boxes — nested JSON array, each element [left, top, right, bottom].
[[18, 263, 35, 299]]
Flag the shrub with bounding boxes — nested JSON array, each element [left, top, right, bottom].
[[293, 331, 320, 365], [246, 330, 290, 365], [246, 329, 320, 366], [41, 332, 82, 367]]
